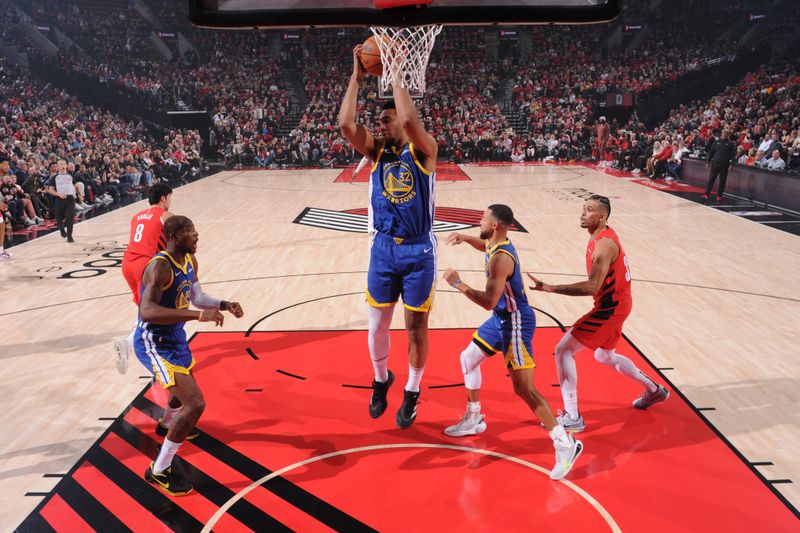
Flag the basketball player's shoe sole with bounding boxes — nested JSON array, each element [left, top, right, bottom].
[[369, 370, 395, 418], [550, 439, 583, 480], [444, 414, 487, 437], [114, 339, 129, 375], [633, 385, 670, 410], [145, 462, 193, 496], [155, 420, 200, 440], [396, 390, 420, 429]]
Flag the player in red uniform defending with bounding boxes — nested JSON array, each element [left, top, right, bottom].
[[528, 195, 668, 432], [115, 184, 173, 374]]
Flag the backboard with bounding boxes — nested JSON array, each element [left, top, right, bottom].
[[188, 0, 619, 29]]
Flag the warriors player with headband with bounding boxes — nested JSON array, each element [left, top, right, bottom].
[[442, 204, 583, 480]]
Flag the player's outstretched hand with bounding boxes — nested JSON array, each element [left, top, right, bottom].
[[224, 301, 244, 318], [526, 272, 552, 292], [446, 232, 463, 246], [199, 309, 225, 326]]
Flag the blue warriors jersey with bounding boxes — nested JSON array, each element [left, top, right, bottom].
[[369, 142, 435, 239], [485, 240, 530, 317], [138, 251, 196, 335], [472, 239, 536, 370]]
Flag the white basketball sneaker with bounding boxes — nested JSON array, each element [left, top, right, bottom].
[[550, 435, 583, 480], [114, 338, 130, 375], [444, 411, 487, 437]]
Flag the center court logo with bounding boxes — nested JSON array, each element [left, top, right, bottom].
[[293, 207, 528, 234], [382, 161, 416, 204]]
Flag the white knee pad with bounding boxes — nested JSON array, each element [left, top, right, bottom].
[[594, 348, 615, 366], [461, 342, 488, 390]]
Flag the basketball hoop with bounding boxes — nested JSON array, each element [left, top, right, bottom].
[[369, 24, 442, 96]]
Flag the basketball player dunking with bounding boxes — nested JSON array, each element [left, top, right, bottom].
[[339, 44, 438, 429], [528, 196, 669, 432], [135, 216, 243, 495], [442, 205, 583, 480]]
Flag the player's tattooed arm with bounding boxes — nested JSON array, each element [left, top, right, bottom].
[[527, 239, 614, 297]]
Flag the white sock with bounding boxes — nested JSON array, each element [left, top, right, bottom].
[[153, 438, 182, 474], [562, 388, 579, 419], [595, 349, 658, 393], [161, 406, 181, 426], [467, 401, 481, 414], [549, 424, 572, 448], [406, 365, 425, 392]]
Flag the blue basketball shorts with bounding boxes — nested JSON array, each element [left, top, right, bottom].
[[366, 232, 436, 312], [472, 307, 536, 370], [134, 325, 195, 388]]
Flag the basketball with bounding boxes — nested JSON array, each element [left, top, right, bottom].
[[359, 36, 383, 76]]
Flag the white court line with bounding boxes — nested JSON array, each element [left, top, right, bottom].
[[201, 443, 621, 532]]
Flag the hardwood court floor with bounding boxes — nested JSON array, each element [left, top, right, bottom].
[[1, 164, 798, 529]]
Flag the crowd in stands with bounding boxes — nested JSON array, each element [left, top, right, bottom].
[[0, 58, 203, 235], [595, 58, 800, 180], [2, 0, 798, 184]]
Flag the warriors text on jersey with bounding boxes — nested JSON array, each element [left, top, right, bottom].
[[366, 141, 437, 311], [369, 142, 435, 239], [138, 251, 196, 335], [133, 251, 196, 387]]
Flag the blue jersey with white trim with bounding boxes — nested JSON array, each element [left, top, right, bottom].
[[369, 142, 435, 238], [485, 240, 530, 317], [138, 251, 195, 334]]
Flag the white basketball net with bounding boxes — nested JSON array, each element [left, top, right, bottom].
[[369, 24, 443, 95]]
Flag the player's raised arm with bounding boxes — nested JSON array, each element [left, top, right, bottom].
[[139, 259, 223, 325], [393, 85, 437, 171], [527, 239, 615, 297], [338, 46, 378, 161], [444, 253, 515, 311]]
